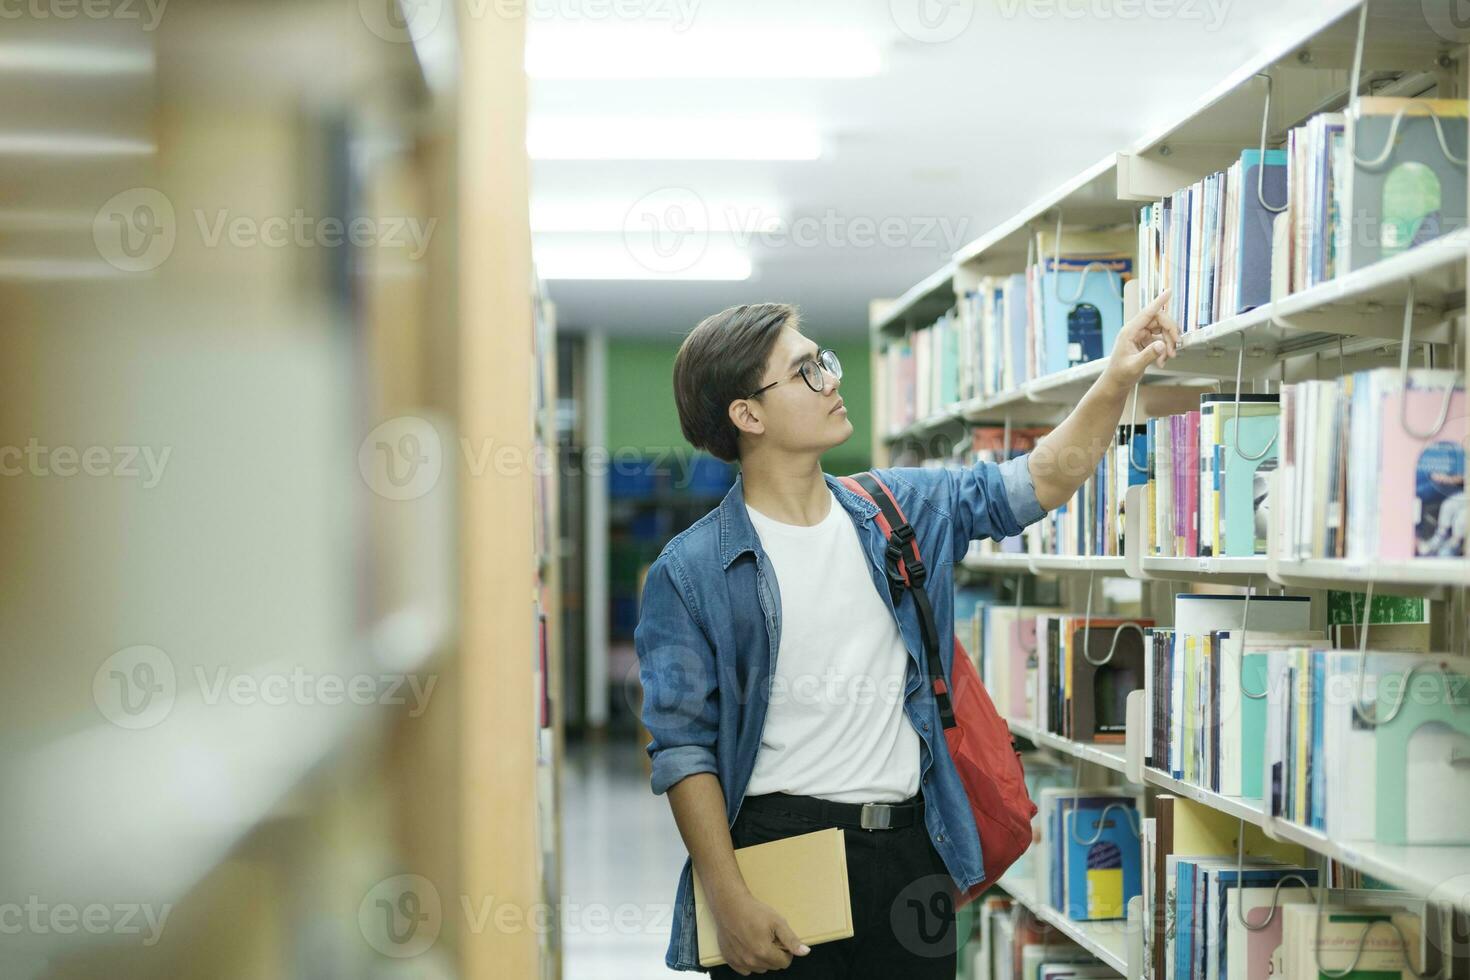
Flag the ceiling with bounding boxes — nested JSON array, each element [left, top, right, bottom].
[[529, 0, 1351, 339]]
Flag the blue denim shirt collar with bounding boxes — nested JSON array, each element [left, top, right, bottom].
[[716, 470, 880, 570]]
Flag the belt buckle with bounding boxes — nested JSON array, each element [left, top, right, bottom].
[[859, 803, 893, 831]]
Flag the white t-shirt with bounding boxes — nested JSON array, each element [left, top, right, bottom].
[[742, 487, 922, 804]]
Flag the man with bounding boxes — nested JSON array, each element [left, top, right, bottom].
[[635, 291, 1178, 976]]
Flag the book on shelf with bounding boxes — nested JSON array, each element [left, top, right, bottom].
[[1037, 787, 1143, 922], [1037, 255, 1131, 377], [979, 603, 1064, 723], [1139, 395, 1279, 560], [1035, 614, 1153, 742], [1134, 98, 1467, 329], [1146, 593, 1313, 781], [1346, 97, 1468, 273], [1279, 369, 1466, 562], [1258, 648, 1470, 840]]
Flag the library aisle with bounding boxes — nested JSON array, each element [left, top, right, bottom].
[[5, 1, 1470, 979]]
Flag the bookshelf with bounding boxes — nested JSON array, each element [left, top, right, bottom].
[[996, 870, 1133, 975], [531, 280, 564, 978], [876, 3, 1470, 976]]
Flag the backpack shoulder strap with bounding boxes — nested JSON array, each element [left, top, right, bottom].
[[840, 472, 956, 729]]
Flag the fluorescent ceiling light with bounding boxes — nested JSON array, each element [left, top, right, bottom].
[[0, 259, 140, 280], [526, 26, 881, 79], [0, 133, 154, 156], [534, 243, 751, 281], [530, 199, 783, 234], [0, 43, 153, 75], [528, 117, 821, 161]]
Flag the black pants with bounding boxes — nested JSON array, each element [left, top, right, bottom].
[[707, 794, 957, 978]]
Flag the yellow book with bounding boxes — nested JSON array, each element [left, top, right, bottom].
[[692, 827, 853, 968]]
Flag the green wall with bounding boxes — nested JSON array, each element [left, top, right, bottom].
[[605, 335, 873, 476]]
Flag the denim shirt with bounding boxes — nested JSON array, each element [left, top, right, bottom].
[[633, 454, 1046, 972]]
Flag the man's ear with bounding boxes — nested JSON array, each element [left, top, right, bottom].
[[728, 397, 765, 438]]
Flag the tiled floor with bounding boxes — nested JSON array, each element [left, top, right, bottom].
[[561, 737, 688, 979]]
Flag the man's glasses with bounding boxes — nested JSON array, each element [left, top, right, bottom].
[[745, 348, 842, 400]]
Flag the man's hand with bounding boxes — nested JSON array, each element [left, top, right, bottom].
[[711, 891, 810, 975], [1100, 287, 1180, 394]]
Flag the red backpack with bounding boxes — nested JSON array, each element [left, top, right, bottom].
[[838, 471, 1037, 906]]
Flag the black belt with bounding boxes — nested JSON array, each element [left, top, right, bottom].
[[741, 792, 924, 831]]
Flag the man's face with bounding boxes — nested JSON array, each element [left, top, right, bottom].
[[742, 326, 852, 454]]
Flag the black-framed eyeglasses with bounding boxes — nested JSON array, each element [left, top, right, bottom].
[[745, 348, 842, 400]]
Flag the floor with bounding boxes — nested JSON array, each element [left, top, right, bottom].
[[561, 737, 688, 979]]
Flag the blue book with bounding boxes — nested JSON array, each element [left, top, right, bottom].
[[1236, 149, 1288, 314], [1062, 798, 1141, 920], [1174, 860, 1197, 980], [1051, 794, 1122, 907], [1039, 256, 1130, 375]]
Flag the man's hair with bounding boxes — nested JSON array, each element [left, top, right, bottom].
[[673, 303, 799, 462]]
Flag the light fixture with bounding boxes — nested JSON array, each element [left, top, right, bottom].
[[525, 26, 881, 80], [533, 243, 752, 281], [0, 133, 154, 157], [527, 116, 821, 161], [530, 199, 783, 234], [0, 42, 153, 76]]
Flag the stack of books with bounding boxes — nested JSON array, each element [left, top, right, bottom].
[[1135, 98, 1468, 328], [1145, 795, 1444, 980], [1261, 648, 1470, 841], [1143, 593, 1314, 789], [1280, 368, 1467, 561], [1142, 395, 1281, 559], [1026, 434, 1125, 559], [979, 609, 1151, 743], [1135, 146, 1287, 330]]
